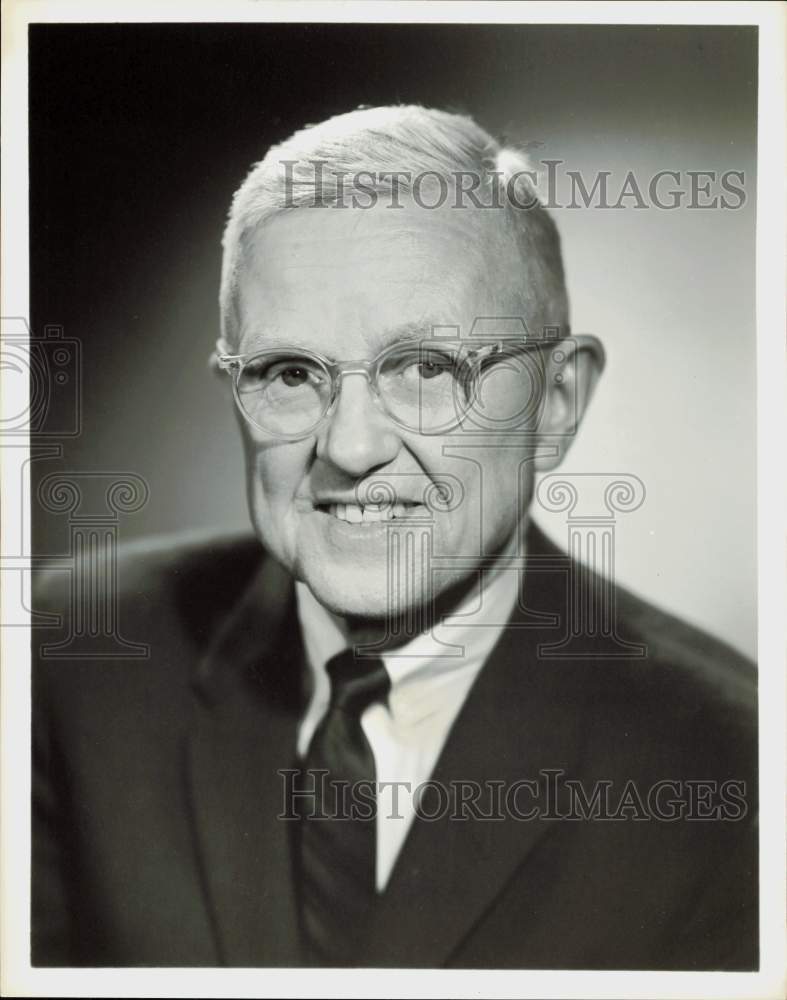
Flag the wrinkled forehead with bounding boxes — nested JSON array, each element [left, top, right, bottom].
[[234, 199, 524, 356]]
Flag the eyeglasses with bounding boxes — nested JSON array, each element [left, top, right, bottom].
[[213, 337, 550, 439]]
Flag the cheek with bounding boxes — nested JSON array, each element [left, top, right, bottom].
[[243, 436, 311, 514], [455, 446, 534, 548], [486, 451, 535, 538]]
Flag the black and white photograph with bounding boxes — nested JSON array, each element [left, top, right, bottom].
[[1, 2, 784, 997]]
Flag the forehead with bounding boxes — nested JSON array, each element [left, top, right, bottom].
[[235, 199, 521, 356]]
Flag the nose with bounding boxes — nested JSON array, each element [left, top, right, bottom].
[[315, 373, 402, 476]]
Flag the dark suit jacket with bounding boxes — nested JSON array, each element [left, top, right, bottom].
[[31, 524, 758, 969]]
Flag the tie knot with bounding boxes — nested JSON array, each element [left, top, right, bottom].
[[325, 650, 390, 715]]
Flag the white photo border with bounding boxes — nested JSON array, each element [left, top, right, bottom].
[[2, 2, 784, 998]]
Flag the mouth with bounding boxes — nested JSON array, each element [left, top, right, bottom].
[[316, 501, 424, 524]]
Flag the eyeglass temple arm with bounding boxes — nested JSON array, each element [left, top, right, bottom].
[[210, 338, 241, 372]]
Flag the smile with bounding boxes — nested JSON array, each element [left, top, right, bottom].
[[320, 502, 422, 523]]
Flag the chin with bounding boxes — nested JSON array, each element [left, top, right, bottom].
[[300, 564, 436, 623]]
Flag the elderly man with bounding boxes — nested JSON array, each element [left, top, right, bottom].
[[32, 106, 757, 969]]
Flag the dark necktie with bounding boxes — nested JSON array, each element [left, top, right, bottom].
[[296, 649, 390, 966]]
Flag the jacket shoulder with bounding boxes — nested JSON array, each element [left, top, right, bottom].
[[528, 522, 756, 719], [32, 530, 268, 701], [35, 529, 264, 617], [526, 524, 757, 787], [614, 579, 756, 712], [579, 579, 758, 794]]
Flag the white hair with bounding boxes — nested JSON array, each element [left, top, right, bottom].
[[219, 105, 569, 345]]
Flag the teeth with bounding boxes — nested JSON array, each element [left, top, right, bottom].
[[325, 502, 418, 523]]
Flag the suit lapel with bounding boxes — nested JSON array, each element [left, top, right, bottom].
[[186, 554, 305, 966], [364, 528, 586, 967], [184, 527, 589, 967]]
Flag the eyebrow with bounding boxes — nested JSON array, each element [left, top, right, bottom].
[[375, 319, 459, 351], [237, 317, 457, 359]]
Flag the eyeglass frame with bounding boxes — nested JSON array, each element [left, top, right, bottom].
[[212, 335, 561, 441]]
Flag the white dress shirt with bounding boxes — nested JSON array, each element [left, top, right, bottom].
[[295, 562, 520, 892]]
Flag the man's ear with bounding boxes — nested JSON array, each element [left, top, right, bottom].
[[534, 335, 605, 472]]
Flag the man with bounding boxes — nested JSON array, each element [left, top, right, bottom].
[[32, 106, 757, 969]]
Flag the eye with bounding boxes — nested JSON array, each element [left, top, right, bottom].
[[278, 366, 312, 388], [248, 358, 324, 388], [417, 356, 453, 379], [387, 350, 457, 380]]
